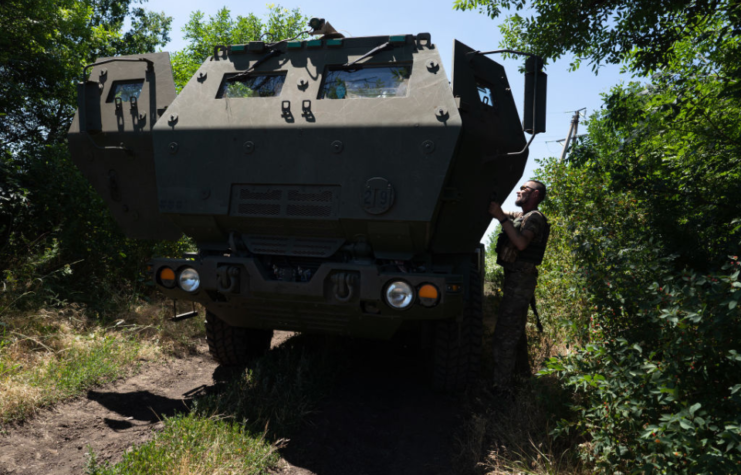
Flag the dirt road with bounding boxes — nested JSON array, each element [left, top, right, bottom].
[[0, 350, 217, 474], [0, 332, 465, 475], [277, 341, 462, 475]]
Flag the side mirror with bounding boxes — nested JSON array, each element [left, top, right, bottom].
[[77, 81, 102, 133], [523, 56, 547, 135]]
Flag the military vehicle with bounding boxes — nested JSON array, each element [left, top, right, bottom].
[[68, 18, 546, 391]]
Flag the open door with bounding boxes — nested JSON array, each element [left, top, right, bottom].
[[430, 41, 529, 253], [68, 52, 181, 240], [451, 40, 527, 156]]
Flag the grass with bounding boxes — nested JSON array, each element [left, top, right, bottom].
[[86, 413, 281, 475], [2, 255, 590, 474], [453, 281, 588, 475], [85, 334, 349, 474], [0, 299, 204, 426], [1, 290, 346, 474]]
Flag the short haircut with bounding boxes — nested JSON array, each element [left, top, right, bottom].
[[527, 180, 547, 204]]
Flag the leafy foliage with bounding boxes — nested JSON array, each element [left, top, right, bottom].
[[464, 0, 741, 472], [453, 0, 741, 75], [538, 152, 741, 472], [532, 19, 741, 472], [533, 22, 741, 466], [171, 6, 308, 91], [0, 0, 183, 313], [0, 3, 310, 313]]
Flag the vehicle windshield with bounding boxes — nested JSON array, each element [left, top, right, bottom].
[[319, 65, 411, 99], [107, 80, 144, 102], [218, 73, 286, 98]]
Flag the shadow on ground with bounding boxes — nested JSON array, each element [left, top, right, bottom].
[[277, 338, 465, 475], [87, 388, 200, 426], [82, 333, 486, 475]]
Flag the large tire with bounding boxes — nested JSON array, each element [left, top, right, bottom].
[[205, 311, 273, 365], [432, 268, 483, 392]]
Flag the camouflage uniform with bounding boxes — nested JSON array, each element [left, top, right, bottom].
[[492, 210, 549, 387]]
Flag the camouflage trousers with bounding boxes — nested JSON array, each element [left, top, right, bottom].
[[492, 268, 538, 387]]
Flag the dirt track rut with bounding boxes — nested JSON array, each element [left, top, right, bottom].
[[0, 332, 463, 475], [0, 350, 217, 474]]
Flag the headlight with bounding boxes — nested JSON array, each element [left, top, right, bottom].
[[384, 280, 414, 309], [178, 267, 200, 292]]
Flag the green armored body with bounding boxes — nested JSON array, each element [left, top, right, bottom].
[[68, 19, 546, 391]]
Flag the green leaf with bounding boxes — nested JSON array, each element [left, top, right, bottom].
[[689, 403, 701, 415]]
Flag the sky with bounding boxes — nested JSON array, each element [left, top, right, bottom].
[[141, 0, 627, 244]]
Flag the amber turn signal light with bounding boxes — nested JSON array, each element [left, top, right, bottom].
[[418, 284, 439, 307], [158, 267, 176, 288]]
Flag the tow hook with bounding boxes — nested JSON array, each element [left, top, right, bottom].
[[331, 272, 358, 302], [217, 265, 240, 293]]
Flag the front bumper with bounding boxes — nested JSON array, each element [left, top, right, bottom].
[[151, 256, 464, 340]]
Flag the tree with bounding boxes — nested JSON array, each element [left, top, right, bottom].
[[171, 6, 308, 91], [454, 0, 740, 75], [0, 0, 174, 310], [457, 1, 741, 472], [0, 0, 171, 149]]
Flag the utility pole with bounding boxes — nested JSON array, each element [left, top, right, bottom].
[[559, 108, 586, 161]]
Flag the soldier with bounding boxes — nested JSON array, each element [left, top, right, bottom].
[[488, 180, 550, 388]]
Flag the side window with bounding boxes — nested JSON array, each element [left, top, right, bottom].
[[217, 72, 287, 98], [319, 65, 412, 99], [107, 80, 144, 102], [476, 79, 496, 109]]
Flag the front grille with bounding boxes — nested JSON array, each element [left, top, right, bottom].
[[243, 235, 344, 257], [286, 204, 333, 217], [240, 189, 282, 201], [230, 184, 340, 219], [287, 190, 333, 202], [238, 203, 280, 215]]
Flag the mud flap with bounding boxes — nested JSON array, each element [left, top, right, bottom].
[[67, 52, 181, 240]]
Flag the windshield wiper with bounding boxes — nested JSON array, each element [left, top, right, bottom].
[[344, 41, 391, 68]]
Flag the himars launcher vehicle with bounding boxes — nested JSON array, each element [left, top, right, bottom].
[[68, 19, 546, 391]]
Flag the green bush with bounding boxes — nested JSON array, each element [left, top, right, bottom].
[[0, 0, 176, 315], [544, 258, 741, 473], [533, 85, 741, 472]]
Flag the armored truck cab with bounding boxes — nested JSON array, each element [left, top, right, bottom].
[[69, 23, 546, 391]]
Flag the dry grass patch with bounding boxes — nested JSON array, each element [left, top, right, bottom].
[[453, 284, 587, 475], [455, 375, 587, 475], [0, 299, 205, 425]]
